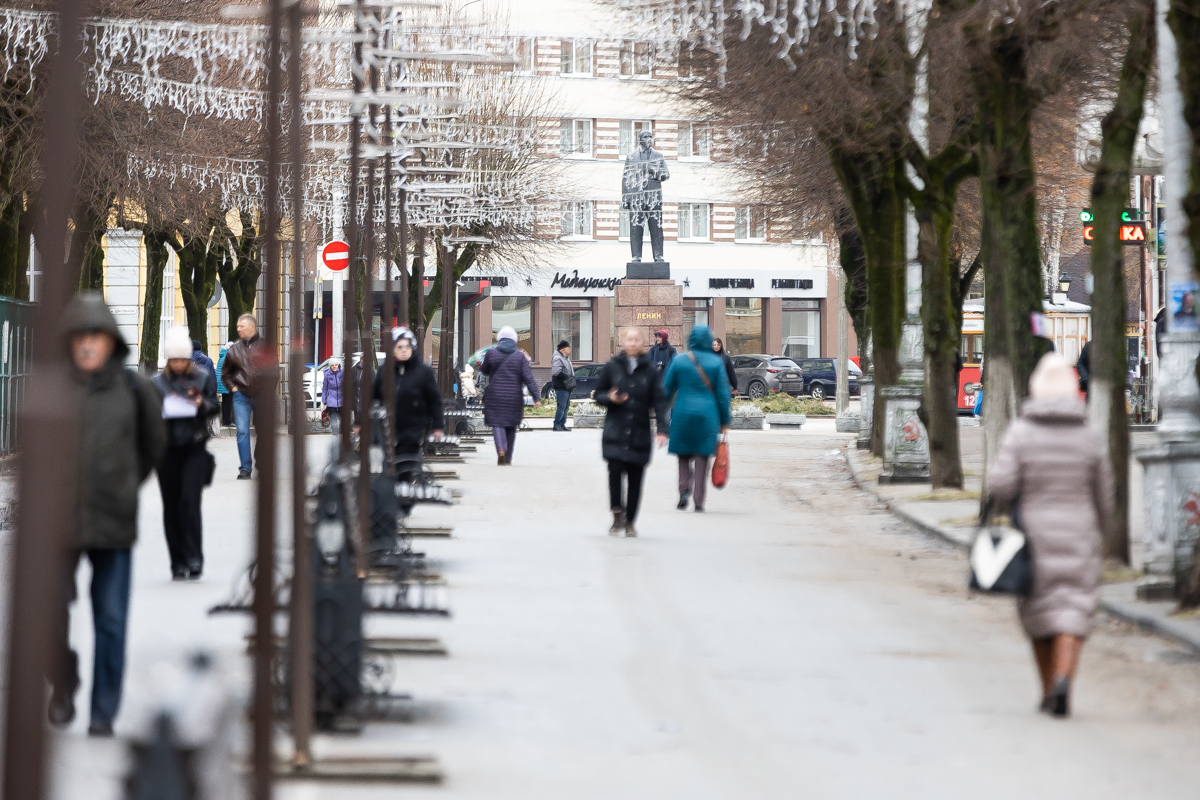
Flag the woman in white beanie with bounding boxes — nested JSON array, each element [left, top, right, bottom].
[[152, 326, 219, 580], [479, 325, 540, 464], [986, 352, 1112, 717]]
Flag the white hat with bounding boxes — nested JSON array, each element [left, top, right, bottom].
[[1028, 353, 1080, 401], [497, 325, 518, 342], [163, 326, 193, 360]]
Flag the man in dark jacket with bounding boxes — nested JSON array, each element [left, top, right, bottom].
[[220, 313, 267, 479], [648, 329, 676, 372], [50, 293, 167, 736], [551, 339, 574, 432], [155, 326, 219, 581], [1076, 339, 1091, 396], [374, 326, 444, 480], [191, 338, 216, 384]]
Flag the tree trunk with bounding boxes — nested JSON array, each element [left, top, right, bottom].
[[1089, 0, 1154, 566], [217, 213, 264, 342], [140, 229, 173, 372], [437, 244, 456, 397], [0, 198, 21, 298], [70, 202, 108, 293], [411, 227, 426, 349], [835, 208, 870, 361], [178, 230, 220, 352]]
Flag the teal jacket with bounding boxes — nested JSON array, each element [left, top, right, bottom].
[[662, 325, 731, 457]]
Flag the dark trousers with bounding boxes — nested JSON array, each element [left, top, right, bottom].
[[158, 443, 208, 573], [630, 211, 664, 261], [56, 548, 132, 728], [220, 393, 233, 426], [678, 455, 709, 508], [493, 426, 517, 461], [554, 389, 571, 429], [608, 460, 646, 523]]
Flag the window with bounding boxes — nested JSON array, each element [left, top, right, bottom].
[[726, 298, 763, 355], [492, 296, 532, 356], [782, 299, 820, 360], [679, 43, 700, 79], [677, 122, 710, 159], [619, 40, 653, 77], [560, 119, 593, 156], [561, 201, 593, 238], [552, 298, 594, 361], [560, 38, 592, 75], [735, 206, 767, 241], [515, 38, 535, 73], [619, 119, 653, 158], [677, 203, 709, 240], [682, 298, 709, 348]]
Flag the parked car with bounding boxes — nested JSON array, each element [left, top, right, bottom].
[[795, 357, 861, 401], [731, 355, 805, 399], [541, 362, 604, 401]]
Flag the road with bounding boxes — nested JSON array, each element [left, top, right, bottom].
[[47, 423, 1200, 798]]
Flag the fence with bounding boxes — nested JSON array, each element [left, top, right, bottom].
[[0, 297, 32, 456]]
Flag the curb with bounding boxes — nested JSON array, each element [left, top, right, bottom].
[[842, 439, 1200, 655]]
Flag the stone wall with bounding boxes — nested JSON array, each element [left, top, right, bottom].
[[613, 278, 682, 346]]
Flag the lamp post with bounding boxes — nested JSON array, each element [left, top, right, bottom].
[[1059, 274, 1073, 295]]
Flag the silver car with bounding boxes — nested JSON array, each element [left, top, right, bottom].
[[731, 354, 805, 399]]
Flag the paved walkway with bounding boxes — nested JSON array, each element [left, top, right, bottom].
[[41, 421, 1200, 797]]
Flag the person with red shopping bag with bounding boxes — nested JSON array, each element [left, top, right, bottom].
[[661, 325, 731, 512]]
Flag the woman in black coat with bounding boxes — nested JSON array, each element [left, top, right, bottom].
[[713, 337, 739, 396], [373, 326, 444, 480], [594, 327, 669, 538]]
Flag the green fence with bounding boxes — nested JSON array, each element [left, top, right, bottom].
[[0, 297, 33, 456]]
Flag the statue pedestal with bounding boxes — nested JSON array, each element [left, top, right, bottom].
[[626, 261, 670, 280], [879, 383, 931, 483], [614, 274, 682, 346]]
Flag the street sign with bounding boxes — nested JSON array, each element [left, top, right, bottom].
[[321, 240, 350, 271], [1119, 223, 1147, 244]]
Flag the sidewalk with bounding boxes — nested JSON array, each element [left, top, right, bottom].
[[845, 428, 1200, 656]]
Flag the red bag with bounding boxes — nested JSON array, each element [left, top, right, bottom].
[[711, 435, 729, 489]]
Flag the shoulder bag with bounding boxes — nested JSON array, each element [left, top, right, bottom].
[[969, 497, 1032, 595], [688, 353, 730, 489]]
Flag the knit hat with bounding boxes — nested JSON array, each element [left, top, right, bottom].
[[163, 326, 193, 360], [391, 326, 417, 348], [1029, 353, 1080, 401], [497, 325, 518, 342]]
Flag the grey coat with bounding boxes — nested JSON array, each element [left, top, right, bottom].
[[65, 294, 168, 550], [988, 398, 1113, 639]]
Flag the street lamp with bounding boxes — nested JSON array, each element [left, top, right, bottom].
[[1059, 273, 1072, 294]]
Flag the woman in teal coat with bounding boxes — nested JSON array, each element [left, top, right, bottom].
[[662, 325, 731, 512]]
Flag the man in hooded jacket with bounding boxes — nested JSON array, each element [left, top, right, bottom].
[[648, 329, 676, 372], [51, 293, 167, 736]]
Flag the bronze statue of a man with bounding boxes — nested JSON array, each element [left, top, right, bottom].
[[621, 129, 670, 263]]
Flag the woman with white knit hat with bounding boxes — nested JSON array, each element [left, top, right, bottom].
[[153, 326, 219, 580], [479, 325, 540, 464]]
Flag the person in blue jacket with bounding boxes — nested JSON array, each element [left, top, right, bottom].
[[662, 325, 731, 512]]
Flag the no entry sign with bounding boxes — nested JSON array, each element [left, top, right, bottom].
[[321, 240, 350, 271]]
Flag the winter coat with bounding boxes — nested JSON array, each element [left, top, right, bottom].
[[551, 350, 575, 391], [1075, 341, 1091, 393], [648, 341, 677, 372], [220, 333, 269, 396], [593, 352, 669, 466], [662, 326, 731, 457], [191, 341, 216, 386], [716, 348, 738, 394], [64, 293, 168, 550], [373, 352, 445, 451], [153, 364, 219, 448], [987, 397, 1113, 639], [480, 343, 539, 428], [323, 366, 345, 409], [215, 347, 230, 394]]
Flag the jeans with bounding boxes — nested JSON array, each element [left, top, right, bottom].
[[678, 455, 710, 509], [232, 390, 254, 473], [158, 443, 208, 573], [328, 408, 341, 435], [56, 549, 133, 728], [493, 426, 517, 462], [608, 460, 645, 523], [554, 390, 571, 429]]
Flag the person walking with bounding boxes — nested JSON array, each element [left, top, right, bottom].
[[323, 358, 345, 434], [480, 325, 540, 465], [219, 314, 267, 479], [648, 329, 676, 373], [1075, 339, 1091, 396], [50, 293, 167, 736], [373, 326, 444, 479], [662, 325, 731, 512], [713, 336, 739, 396], [191, 338, 216, 383], [215, 341, 234, 427], [551, 339, 575, 432], [986, 353, 1113, 718], [594, 328, 669, 537], [153, 327, 219, 581]]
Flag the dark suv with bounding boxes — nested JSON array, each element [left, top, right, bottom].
[[541, 362, 604, 401], [795, 358, 861, 401], [731, 355, 805, 399]]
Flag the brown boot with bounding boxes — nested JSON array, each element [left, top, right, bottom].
[[497, 452, 506, 465], [624, 521, 638, 538], [608, 509, 624, 536]]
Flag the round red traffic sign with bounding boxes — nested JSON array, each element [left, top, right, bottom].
[[321, 240, 350, 271]]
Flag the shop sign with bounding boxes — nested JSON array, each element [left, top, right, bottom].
[[475, 275, 509, 287], [550, 270, 622, 292], [770, 278, 814, 290], [709, 278, 755, 289]]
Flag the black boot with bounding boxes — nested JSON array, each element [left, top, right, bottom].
[[677, 491, 689, 510], [48, 650, 79, 726]]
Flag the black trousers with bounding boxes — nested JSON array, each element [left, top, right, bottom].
[[220, 393, 233, 426], [630, 211, 664, 261], [607, 459, 646, 523], [158, 442, 208, 572]]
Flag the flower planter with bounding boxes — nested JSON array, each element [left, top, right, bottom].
[[730, 410, 764, 430], [572, 403, 605, 429], [765, 413, 806, 429]]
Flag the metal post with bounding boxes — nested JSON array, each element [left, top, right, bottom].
[[398, 188, 409, 326], [341, 0, 362, 467], [287, 0, 313, 771], [254, 0, 286, 795], [3, 0, 88, 796], [356, 5, 378, 568]]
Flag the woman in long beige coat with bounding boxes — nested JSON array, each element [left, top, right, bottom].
[[987, 353, 1113, 717]]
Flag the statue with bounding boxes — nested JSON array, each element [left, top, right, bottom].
[[621, 129, 670, 263]]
